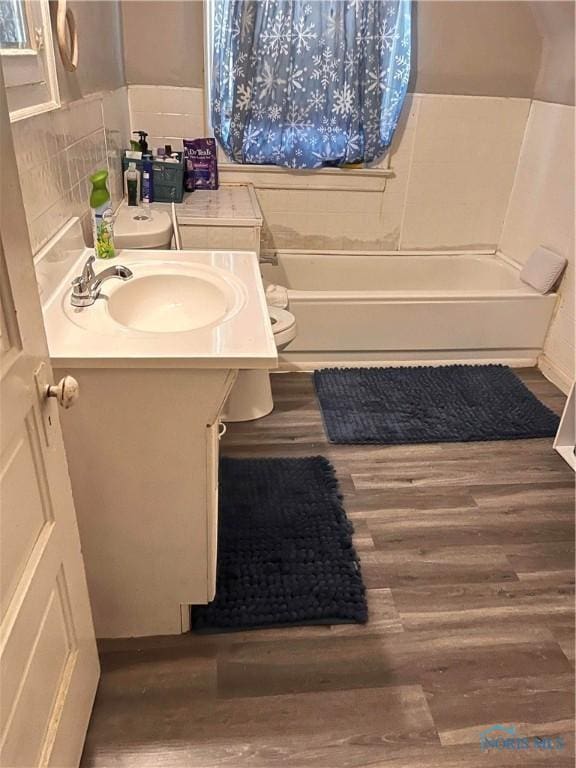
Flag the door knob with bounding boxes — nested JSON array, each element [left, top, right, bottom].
[[46, 376, 80, 409]]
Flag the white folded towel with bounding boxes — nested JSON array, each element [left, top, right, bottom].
[[520, 246, 567, 294]]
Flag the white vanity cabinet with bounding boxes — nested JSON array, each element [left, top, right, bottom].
[[174, 184, 262, 255], [55, 367, 237, 638], [37, 220, 277, 639]]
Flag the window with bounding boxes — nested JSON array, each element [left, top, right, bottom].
[[0, 0, 29, 47], [0, 0, 59, 121], [205, 1, 411, 169]]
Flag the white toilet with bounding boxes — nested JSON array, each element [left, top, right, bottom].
[[113, 202, 295, 421], [114, 204, 173, 249], [222, 306, 297, 422]]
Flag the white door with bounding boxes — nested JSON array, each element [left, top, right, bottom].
[[0, 68, 99, 767]]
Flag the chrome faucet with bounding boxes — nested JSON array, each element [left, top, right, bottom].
[[71, 254, 133, 307]]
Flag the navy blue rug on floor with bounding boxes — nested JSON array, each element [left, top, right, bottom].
[[314, 364, 560, 445], [192, 456, 367, 633]]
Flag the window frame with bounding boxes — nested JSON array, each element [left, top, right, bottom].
[[1, 0, 60, 122], [203, 0, 215, 138], [201, 0, 394, 179]]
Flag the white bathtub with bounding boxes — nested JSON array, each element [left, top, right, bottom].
[[260, 251, 558, 368]]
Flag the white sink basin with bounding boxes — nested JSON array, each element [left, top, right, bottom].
[[39, 240, 278, 369], [107, 269, 237, 333], [63, 259, 246, 336]]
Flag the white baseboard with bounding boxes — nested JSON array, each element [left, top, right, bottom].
[[538, 354, 573, 395], [277, 352, 538, 372]]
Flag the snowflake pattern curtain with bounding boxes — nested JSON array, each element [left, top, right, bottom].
[[211, 0, 411, 168]]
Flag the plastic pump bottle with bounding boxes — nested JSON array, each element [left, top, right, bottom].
[[90, 170, 115, 259], [124, 162, 141, 206]]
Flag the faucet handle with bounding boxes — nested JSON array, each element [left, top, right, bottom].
[[70, 275, 90, 305], [72, 254, 96, 294]]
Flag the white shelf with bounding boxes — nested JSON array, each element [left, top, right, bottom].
[[555, 445, 576, 470], [554, 382, 575, 471]]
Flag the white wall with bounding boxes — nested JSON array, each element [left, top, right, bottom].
[[128, 85, 205, 150], [127, 85, 531, 253], [122, 1, 204, 89], [122, 1, 544, 99], [393, 94, 530, 250], [500, 101, 575, 391], [531, 1, 575, 106], [52, 0, 125, 104], [11, 88, 130, 254]]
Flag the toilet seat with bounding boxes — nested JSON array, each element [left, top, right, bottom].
[[268, 306, 296, 348]]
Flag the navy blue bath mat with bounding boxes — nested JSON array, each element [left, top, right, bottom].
[[191, 456, 367, 633], [314, 364, 560, 445]]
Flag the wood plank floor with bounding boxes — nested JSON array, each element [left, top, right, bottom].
[[81, 369, 575, 768]]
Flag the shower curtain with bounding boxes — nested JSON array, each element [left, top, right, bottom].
[[211, 0, 411, 168]]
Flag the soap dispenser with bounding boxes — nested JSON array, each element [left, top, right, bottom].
[[133, 130, 149, 154]]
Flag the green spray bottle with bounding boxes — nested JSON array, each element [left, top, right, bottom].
[[90, 170, 115, 259]]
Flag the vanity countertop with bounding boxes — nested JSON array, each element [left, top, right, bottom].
[[37, 220, 276, 370]]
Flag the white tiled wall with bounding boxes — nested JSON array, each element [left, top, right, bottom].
[[12, 84, 547, 266], [102, 87, 131, 213], [11, 87, 130, 254], [500, 101, 575, 390], [127, 86, 531, 253], [400, 95, 531, 249]]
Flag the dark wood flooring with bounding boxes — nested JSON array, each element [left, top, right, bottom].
[[81, 370, 575, 767]]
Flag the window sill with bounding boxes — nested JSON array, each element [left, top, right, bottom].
[[219, 162, 394, 178], [218, 163, 394, 193], [8, 98, 60, 123]]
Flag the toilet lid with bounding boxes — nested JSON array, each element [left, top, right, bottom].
[[268, 306, 295, 335], [114, 205, 173, 248]]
